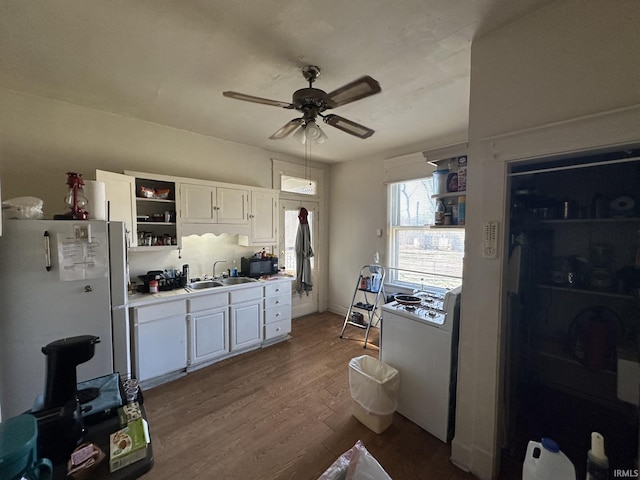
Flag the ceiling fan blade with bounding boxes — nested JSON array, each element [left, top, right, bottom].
[[326, 76, 381, 108], [323, 114, 374, 139], [223, 91, 294, 109], [269, 118, 304, 139]]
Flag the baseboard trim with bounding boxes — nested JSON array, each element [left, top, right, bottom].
[[451, 438, 495, 480]]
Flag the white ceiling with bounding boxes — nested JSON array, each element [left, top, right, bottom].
[[0, 0, 554, 163]]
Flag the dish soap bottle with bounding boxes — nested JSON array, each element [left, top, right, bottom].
[[232, 260, 238, 277], [586, 432, 608, 480]]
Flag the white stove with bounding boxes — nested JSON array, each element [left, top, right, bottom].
[[380, 285, 461, 442], [382, 288, 457, 331]]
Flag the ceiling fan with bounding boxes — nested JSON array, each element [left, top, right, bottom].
[[223, 65, 381, 143]]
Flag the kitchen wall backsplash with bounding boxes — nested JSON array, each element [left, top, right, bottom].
[[128, 233, 265, 287]]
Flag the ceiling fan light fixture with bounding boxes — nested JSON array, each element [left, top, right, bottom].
[[304, 120, 327, 144], [293, 122, 327, 145], [314, 126, 328, 144], [305, 120, 320, 139], [293, 125, 307, 144]]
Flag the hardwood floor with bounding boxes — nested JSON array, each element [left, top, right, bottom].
[[141, 312, 478, 480]]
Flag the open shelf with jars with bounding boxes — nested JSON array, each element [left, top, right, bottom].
[[132, 177, 179, 251], [429, 155, 467, 228], [430, 193, 467, 228]]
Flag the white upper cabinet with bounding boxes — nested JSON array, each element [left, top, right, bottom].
[[217, 187, 249, 224], [248, 190, 278, 244], [181, 183, 248, 225], [181, 183, 214, 222], [96, 169, 137, 246], [97, 170, 277, 242]]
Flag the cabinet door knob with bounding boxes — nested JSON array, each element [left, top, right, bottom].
[[275, 288, 280, 292], [275, 313, 280, 317], [275, 300, 280, 304], [276, 327, 280, 331]]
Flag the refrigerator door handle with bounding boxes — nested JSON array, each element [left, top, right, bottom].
[[44, 231, 51, 271]]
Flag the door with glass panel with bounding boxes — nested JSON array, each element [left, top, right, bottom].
[[280, 201, 318, 317]]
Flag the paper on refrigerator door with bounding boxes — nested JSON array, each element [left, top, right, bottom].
[[57, 231, 109, 281]]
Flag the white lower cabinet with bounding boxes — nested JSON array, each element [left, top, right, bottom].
[[188, 291, 229, 366], [230, 286, 263, 351], [131, 283, 293, 385], [264, 281, 292, 341], [231, 302, 263, 351], [133, 300, 187, 382]]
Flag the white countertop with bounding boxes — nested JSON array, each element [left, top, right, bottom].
[[127, 274, 294, 307]]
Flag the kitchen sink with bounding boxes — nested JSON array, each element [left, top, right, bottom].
[[186, 280, 223, 290], [218, 277, 258, 285]]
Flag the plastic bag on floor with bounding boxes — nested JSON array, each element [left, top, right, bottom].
[[318, 440, 392, 480]]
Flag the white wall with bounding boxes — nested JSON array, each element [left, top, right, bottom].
[[328, 157, 387, 314], [453, 1, 640, 478]]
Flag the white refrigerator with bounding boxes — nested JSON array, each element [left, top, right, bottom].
[[0, 219, 130, 420]]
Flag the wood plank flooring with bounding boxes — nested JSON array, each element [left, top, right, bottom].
[[141, 312, 478, 480]]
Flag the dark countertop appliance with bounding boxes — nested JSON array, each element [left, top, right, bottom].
[[241, 256, 278, 278], [137, 270, 185, 293], [32, 335, 100, 463]]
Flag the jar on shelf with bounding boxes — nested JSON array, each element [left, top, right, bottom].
[[433, 169, 449, 195], [458, 196, 466, 225], [435, 199, 446, 225]]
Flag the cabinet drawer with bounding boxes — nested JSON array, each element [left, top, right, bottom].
[[264, 281, 291, 297], [188, 292, 228, 312], [264, 318, 291, 340], [264, 292, 290, 309], [135, 300, 186, 324], [265, 304, 291, 325], [230, 285, 262, 304]]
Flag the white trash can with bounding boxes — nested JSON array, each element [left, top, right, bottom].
[[348, 355, 400, 434]]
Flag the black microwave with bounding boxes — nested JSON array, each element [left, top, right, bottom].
[[241, 256, 278, 277]]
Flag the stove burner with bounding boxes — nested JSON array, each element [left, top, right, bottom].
[[405, 305, 416, 312]]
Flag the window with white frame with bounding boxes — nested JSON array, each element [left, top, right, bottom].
[[387, 178, 464, 289], [281, 174, 317, 195]]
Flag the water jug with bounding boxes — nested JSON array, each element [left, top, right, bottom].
[[523, 438, 576, 480]]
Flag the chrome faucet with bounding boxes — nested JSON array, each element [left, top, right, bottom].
[[212, 260, 227, 278]]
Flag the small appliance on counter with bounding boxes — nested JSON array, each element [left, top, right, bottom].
[[137, 269, 185, 292], [241, 256, 279, 278]]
